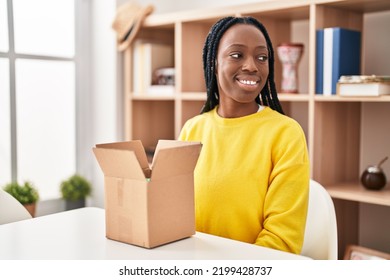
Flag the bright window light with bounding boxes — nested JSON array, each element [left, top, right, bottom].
[[0, 0, 9, 52], [15, 59, 76, 200], [13, 0, 75, 57], [0, 58, 11, 186]]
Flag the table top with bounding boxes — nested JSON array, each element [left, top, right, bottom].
[[0, 207, 309, 260]]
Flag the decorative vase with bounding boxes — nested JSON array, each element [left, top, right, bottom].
[[276, 43, 304, 93], [360, 157, 388, 191]]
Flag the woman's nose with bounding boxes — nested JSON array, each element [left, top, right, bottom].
[[242, 56, 258, 72]]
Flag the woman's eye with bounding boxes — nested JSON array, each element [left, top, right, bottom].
[[230, 53, 241, 59], [258, 55, 268, 62]]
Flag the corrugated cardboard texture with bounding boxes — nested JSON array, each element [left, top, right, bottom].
[[93, 140, 201, 248], [152, 144, 202, 179], [104, 177, 149, 247], [93, 148, 145, 179], [96, 140, 150, 177], [147, 174, 195, 247]]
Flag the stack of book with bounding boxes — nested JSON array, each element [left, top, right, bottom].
[[316, 27, 361, 95], [337, 75, 390, 97], [132, 40, 175, 96]]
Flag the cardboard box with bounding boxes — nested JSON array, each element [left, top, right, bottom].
[[93, 140, 202, 248]]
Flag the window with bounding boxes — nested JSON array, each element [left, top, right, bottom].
[[15, 59, 76, 199], [0, 58, 11, 187], [0, 0, 81, 200], [0, 0, 8, 52], [13, 0, 75, 57]]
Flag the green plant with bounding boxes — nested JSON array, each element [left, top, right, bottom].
[[60, 174, 92, 201], [3, 181, 39, 205]]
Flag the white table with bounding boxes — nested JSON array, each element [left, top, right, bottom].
[[0, 207, 310, 260]]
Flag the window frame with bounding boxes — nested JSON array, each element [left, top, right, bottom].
[[0, 0, 90, 200]]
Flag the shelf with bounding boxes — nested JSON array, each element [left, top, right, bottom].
[[323, 0, 390, 14], [131, 94, 176, 101], [143, 0, 390, 27], [314, 95, 390, 102], [157, 92, 310, 102], [242, 4, 310, 20], [278, 93, 310, 102], [327, 182, 390, 206], [179, 93, 310, 101], [181, 92, 207, 101]]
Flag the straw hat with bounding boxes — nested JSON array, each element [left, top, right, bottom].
[[112, 1, 154, 51]]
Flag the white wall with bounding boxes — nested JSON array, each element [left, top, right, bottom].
[[89, 0, 118, 208]]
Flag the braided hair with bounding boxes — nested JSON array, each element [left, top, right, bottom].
[[201, 16, 284, 114]]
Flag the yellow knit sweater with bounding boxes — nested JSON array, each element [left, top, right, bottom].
[[178, 106, 309, 254]]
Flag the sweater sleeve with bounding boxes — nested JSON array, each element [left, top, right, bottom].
[[254, 120, 310, 254], [178, 118, 192, 141]]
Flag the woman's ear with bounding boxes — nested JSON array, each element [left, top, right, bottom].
[[214, 60, 218, 74]]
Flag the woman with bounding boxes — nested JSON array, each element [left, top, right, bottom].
[[179, 16, 309, 254]]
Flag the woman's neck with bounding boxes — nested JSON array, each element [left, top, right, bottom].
[[217, 101, 259, 118]]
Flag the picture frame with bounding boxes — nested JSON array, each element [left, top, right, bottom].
[[344, 245, 390, 260]]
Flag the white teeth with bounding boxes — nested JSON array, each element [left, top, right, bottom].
[[239, 79, 257, 85]]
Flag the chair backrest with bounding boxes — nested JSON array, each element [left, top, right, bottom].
[[0, 188, 32, 225], [300, 179, 338, 260]]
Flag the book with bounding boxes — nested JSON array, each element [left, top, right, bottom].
[[132, 41, 174, 95], [316, 27, 361, 95], [337, 75, 390, 96], [315, 29, 324, 94]]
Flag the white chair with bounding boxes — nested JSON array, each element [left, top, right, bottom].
[[0, 188, 32, 225], [301, 179, 338, 260]]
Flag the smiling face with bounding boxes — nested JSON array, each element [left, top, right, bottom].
[[215, 23, 269, 117]]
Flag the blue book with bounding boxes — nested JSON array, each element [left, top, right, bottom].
[[315, 30, 324, 94], [322, 27, 361, 95]]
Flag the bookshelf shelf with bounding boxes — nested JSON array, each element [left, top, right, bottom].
[[131, 95, 176, 101], [327, 182, 390, 207], [323, 0, 390, 13], [314, 95, 390, 102], [180, 93, 207, 101], [278, 93, 310, 101], [123, 0, 390, 258]]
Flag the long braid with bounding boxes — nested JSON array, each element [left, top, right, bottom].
[[201, 16, 284, 115], [202, 17, 237, 112]]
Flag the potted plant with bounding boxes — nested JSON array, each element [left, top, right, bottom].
[[60, 174, 92, 210], [3, 181, 39, 217]]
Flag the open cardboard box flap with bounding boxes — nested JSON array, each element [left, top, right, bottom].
[[93, 140, 149, 179], [93, 140, 202, 180], [152, 140, 202, 180], [92, 148, 146, 180]]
